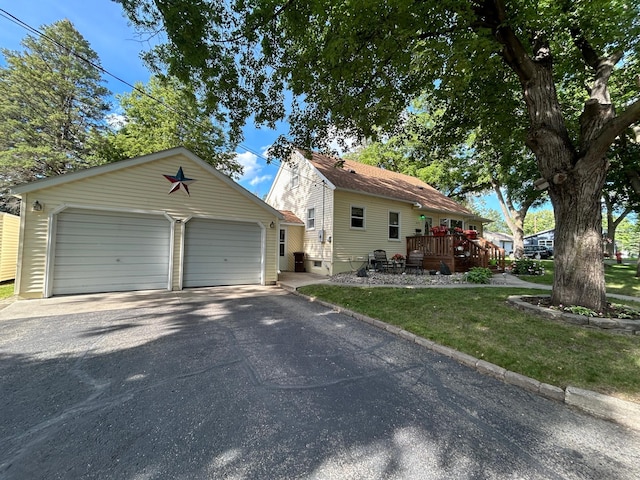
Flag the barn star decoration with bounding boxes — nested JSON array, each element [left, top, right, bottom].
[[163, 167, 196, 196]]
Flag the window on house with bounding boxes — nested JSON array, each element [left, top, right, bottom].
[[351, 206, 365, 229], [307, 208, 315, 229], [439, 218, 449, 228], [290, 164, 299, 189], [450, 219, 463, 229], [468, 224, 478, 231], [423, 216, 433, 234], [389, 211, 400, 240]]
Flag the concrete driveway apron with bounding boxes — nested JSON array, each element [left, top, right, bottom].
[[1, 286, 639, 479]]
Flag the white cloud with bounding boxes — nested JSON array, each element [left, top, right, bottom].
[[236, 147, 274, 189], [249, 174, 273, 187], [105, 113, 127, 130]]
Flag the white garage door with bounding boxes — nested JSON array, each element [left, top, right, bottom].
[[52, 209, 171, 295], [183, 218, 262, 287]]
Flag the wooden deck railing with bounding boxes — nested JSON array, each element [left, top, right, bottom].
[[406, 234, 505, 272]]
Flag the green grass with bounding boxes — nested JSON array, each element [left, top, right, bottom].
[[0, 281, 14, 300], [299, 285, 640, 402], [509, 259, 640, 297]]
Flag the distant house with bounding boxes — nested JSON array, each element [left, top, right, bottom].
[[524, 229, 555, 251], [266, 150, 497, 275], [483, 231, 514, 254]]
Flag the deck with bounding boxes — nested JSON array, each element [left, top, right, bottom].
[[406, 234, 505, 273]]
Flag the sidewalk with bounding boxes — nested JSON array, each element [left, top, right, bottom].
[[277, 270, 640, 432]]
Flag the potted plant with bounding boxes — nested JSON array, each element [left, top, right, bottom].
[[391, 253, 405, 263], [430, 225, 448, 236], [464, 229, 478, 239]]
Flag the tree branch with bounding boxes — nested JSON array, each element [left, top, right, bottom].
[[585, 98, 640, 165], [472, 0, 537, 82]]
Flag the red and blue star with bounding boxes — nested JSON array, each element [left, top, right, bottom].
[[163, 167, 196, 196]]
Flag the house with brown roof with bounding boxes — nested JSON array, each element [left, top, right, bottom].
[[266, 150, 499, 275]]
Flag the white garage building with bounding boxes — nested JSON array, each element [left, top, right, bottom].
[[11, 147, 282, 298]]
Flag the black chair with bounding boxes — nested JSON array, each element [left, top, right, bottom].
[[405, 250, 424, 274], [373, 250, 392, 272]]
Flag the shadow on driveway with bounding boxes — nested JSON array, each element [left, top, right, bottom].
[[1, 286, 639, 479]]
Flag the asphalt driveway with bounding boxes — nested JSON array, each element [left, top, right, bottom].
[[1, 286, 639, 479]]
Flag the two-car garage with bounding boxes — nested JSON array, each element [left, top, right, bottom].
[[12, 148, 281, 298], [52, 210, 264, 296]]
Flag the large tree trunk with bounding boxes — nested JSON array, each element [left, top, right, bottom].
[[549, 170, 607, 310], [481, 1, 617, 312]]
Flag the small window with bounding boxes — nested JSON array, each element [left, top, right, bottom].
[[290, 164, 299, 189], [423, 216, 433, 233], [389, 212, 400, 240], [307, 208, 315, 230], [450, 219, 463, 229], [351, 206, 365, 229], [467, 224, 478, 231]]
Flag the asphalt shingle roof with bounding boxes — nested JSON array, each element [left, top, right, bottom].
[[305, 151, 473, 216]]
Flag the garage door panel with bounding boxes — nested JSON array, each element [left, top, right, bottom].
[[183, 219, 262, 287], [53, 210, 170, 295]]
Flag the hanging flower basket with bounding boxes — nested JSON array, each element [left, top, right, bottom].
[[430, 225, 448, 236]]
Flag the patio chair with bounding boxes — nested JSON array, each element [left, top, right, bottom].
[[373, 249, 392, 272], [405, 250, 424, 274]]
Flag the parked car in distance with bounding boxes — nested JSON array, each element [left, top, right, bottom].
[[523, 245, 553, 259]]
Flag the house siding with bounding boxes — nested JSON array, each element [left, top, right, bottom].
[[0, 213, 20, 282], [266, 151, 475, 277], [332, 191, 471, 274], [267, 151, 335, 275], [283, 225, 304, 271], [15, 152, 279, 298]]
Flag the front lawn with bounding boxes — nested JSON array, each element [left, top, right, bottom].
[[298, 285, 640, 403], [509, 259, 640, 297]]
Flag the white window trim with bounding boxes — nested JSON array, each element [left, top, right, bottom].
[[290, 164, 299, 189], [350, 205, 366, 230], [388, 210, 400, 241], [307, 207, 316, 230]]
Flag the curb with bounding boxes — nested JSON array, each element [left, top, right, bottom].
[[283, 284, 640, 432]]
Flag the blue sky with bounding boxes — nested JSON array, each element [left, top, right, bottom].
[[0, 0, 518, 214], [0, 0, 281, 197]]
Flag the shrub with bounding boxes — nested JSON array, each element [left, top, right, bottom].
[[511, 258, 545, 276], [466, 267, 493, 284]]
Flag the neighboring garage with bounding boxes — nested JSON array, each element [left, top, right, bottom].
[[11, 147, 282, 298]]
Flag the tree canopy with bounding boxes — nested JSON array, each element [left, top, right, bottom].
[[116, 0, 640, 311], [0, 19, 111, 212], [105, 76, 241, 177]]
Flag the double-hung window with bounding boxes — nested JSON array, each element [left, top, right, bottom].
[[290, 164, 299, 189], [307, 208, 315, 230], [389, 212, 400, 240], [350, 206, 365, 229]]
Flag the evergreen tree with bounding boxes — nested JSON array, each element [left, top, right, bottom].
[[0, 19, 111, 213]]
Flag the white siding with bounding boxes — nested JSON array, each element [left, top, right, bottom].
[[266, 151, 334, 274]]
